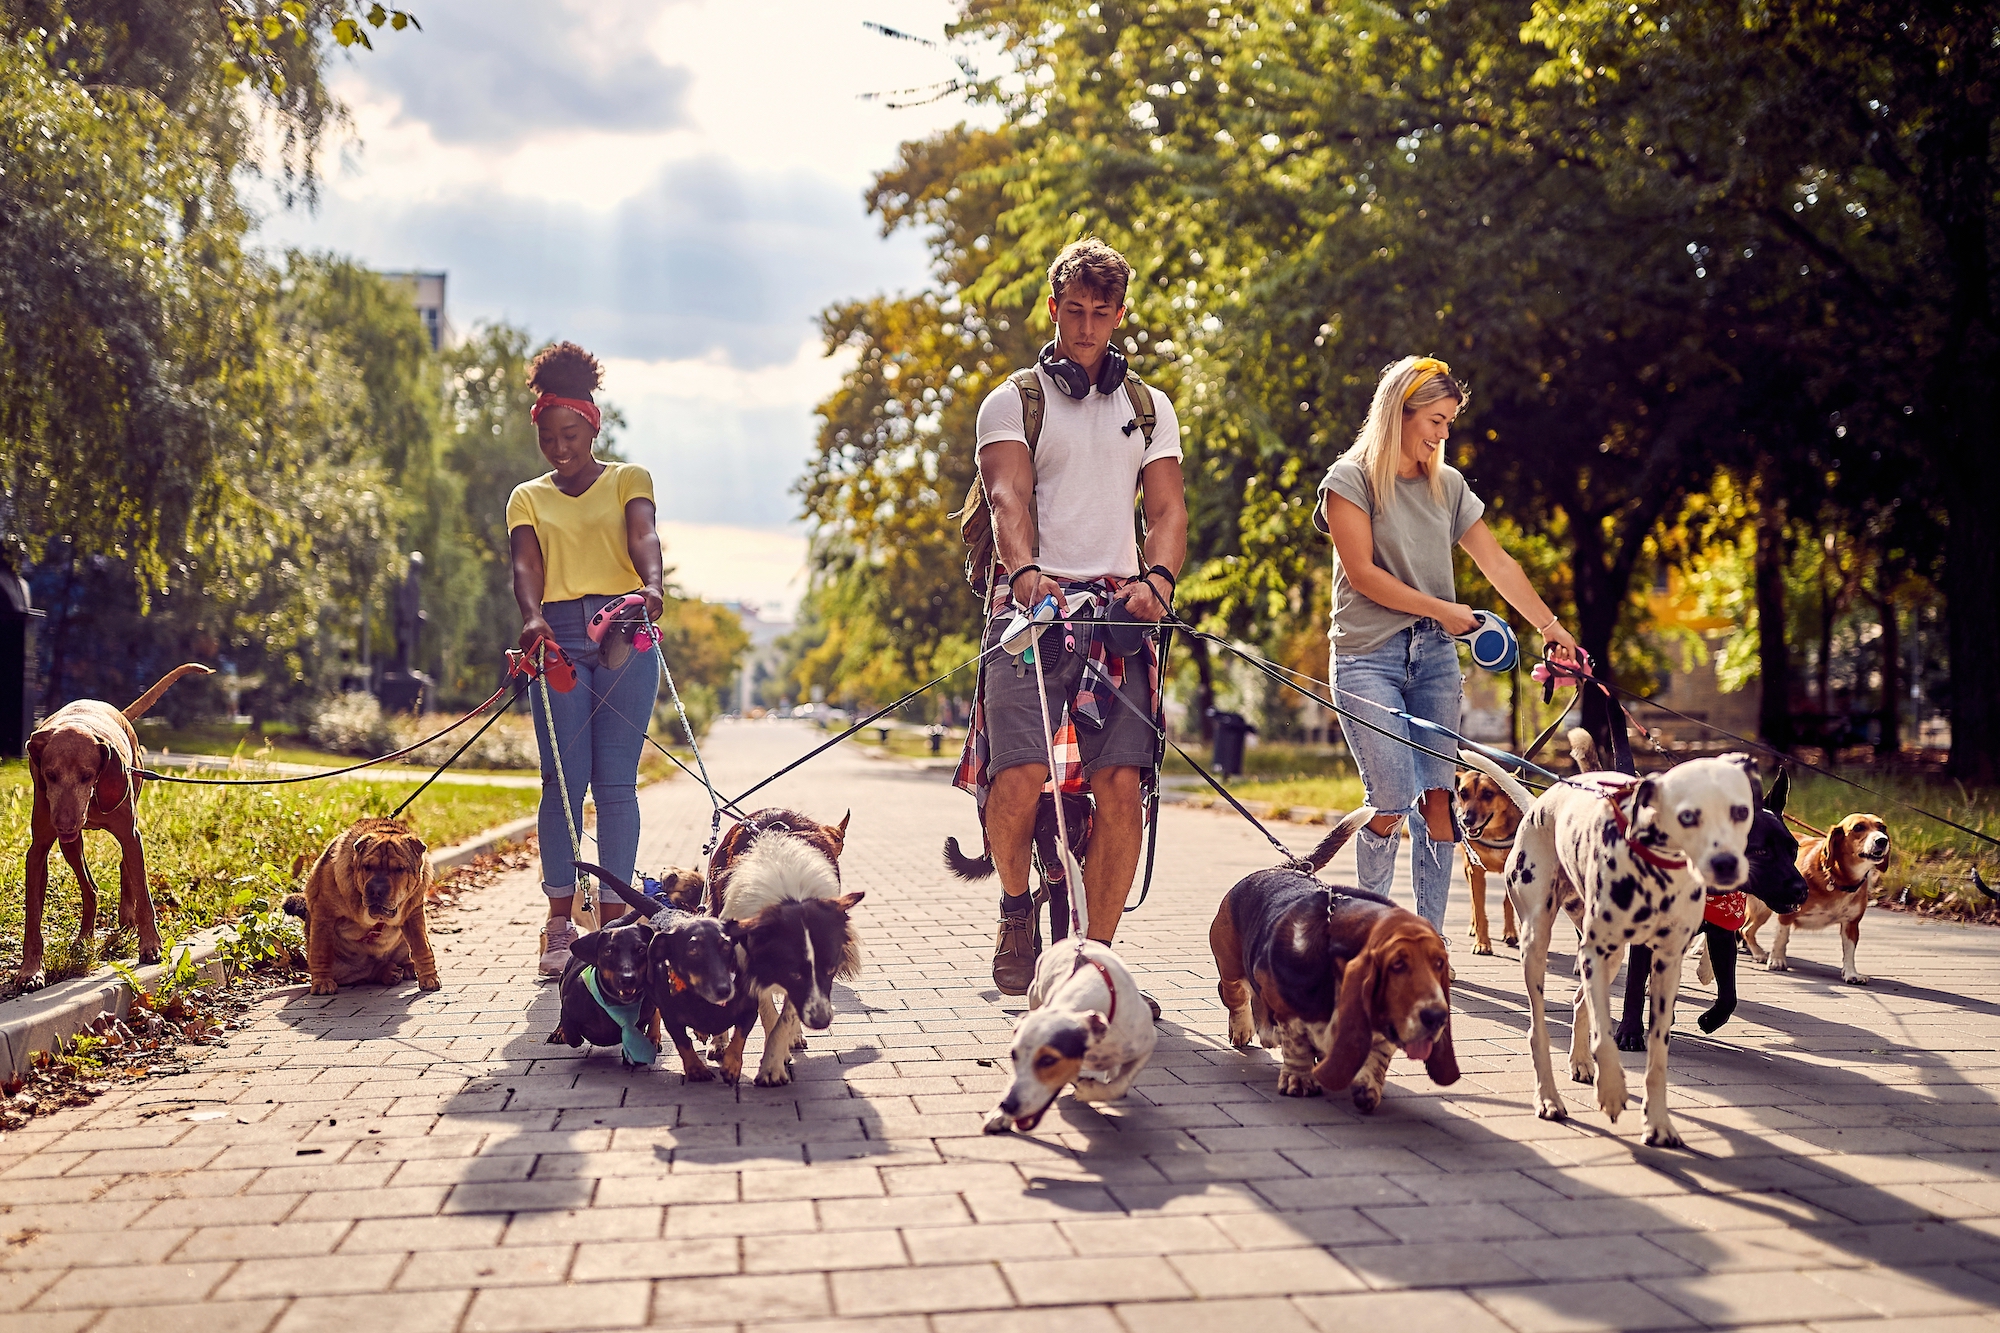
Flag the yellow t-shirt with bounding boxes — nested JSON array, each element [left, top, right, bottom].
[[506, 462, 656, 604]]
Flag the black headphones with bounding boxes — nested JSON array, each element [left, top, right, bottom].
[[1038, 339, 1128, 400]]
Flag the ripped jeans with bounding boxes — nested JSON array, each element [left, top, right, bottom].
[[1332, 619, 1463, 933]]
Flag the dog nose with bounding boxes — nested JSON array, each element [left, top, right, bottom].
[[804, 1000, 834, 1030], [1418, 1005, 1448, 1035], [1708, 852, 1740, 885]]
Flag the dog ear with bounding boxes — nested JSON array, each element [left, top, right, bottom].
[[1828, 821, 1847, 865], [1085, 1012, 1109, 1039], [1720, 753, 1761, 801], [834, 890, 866, 913], [1313, 945, 1381, 1093], [830, 811, 851, 853], [647, 931, 673, 967], [1763, 768, 1790, 817], [568, 928, 605, 967], [1628, 777, 1661, 838], [1425, 1013, 1461, 1086]]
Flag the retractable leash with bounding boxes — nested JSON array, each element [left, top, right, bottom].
[[1015, 595, 1090, 942]]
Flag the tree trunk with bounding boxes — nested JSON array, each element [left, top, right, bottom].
[[1568, 514, 1635, 774], [1754, 493, 1793, 751], [1875, 589, 1900, 757]]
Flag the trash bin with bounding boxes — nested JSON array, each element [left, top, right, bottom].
[[0, 566, 43, 758], [1208, 709, 1255, 778]]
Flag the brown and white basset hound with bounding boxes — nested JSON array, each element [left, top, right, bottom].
[[1742, 813, 1890, 985]]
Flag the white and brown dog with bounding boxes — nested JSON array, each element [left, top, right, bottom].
[[984, 937, 1156, 1133], [1464, 751, 1762, 1148], [1743, 813, 1889, 984]]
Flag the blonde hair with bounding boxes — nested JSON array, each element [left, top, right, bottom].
[[1337, 355, 1468, 513]]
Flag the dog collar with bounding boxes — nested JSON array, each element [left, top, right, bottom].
[[1820, 843, 1868, 892], [1602, 784, 1689, 872], [1080, 955, 1118, 1026], [581, 965, 658, 1066]]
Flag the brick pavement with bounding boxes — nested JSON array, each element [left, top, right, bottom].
[[2, 718, 1998, 1332]]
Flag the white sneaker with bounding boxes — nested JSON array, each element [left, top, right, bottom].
[[538, 917, 578, 977]]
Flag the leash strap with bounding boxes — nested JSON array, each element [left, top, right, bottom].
[[136, 682, 514, 787], [651, 633, 727, 855], [1025, 607, 1088, 942], [536, 642, 592, 911], [390, 681, 526, 819]]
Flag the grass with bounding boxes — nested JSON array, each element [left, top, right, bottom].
[[0, 761, 538, 989], [856, 726, 964, 761], [1165, 741, 1365, 811]]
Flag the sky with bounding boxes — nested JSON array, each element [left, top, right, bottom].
[[256, 0, 994, 618]]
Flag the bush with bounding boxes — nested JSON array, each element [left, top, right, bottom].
[[308, 692, 393, 756], [390, 712, 540, 771], [655, 682, 718, 743]]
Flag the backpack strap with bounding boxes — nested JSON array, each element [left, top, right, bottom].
[[1008, 367, 1045, 561], [1121, 373, 1156, 448]]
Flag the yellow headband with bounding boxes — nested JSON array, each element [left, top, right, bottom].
[[1402, 357, 1452, 403]]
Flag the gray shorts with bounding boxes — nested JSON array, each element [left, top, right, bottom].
[[980, 616, 1159, 780]]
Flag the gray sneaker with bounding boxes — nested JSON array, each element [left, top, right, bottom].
[[538, 917, 578, 977]]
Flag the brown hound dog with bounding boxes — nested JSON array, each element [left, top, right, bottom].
[[1742, 813, 1890, 985], [1209, 808, 1458, 1110], [17, 663, 212, 988], [1455, 767, 1521, 954]]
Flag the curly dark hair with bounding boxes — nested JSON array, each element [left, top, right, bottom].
[[527, 341, 604, 400]]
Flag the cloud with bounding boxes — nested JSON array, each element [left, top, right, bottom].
[[272, 154, 924, 369], [342, 0, 693, 147], [656, 521, 807, 614]]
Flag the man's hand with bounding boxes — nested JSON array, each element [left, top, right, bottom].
[[1010, 570, 1064, 615], [1115, 576, 1170, 624]]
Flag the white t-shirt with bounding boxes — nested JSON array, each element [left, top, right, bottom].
[[974, 366, 1183, 581]]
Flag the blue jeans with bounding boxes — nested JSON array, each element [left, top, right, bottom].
[[1332, 619, 1463, 932], [529, 596, 660, 896]]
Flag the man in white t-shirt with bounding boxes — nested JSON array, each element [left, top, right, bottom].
[[967, 238, 1187, 996]]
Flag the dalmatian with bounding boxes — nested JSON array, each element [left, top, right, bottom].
[[1460, 751, 1762, 1148]]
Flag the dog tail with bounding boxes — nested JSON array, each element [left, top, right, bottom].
[[281, 893, 310, 922], [942, 835, 995, 881], [1457, 749, 1537, 816], [123, 663, 216, 721], [1567, 727, 1602, 774], [1305, 806, 1377, 873]]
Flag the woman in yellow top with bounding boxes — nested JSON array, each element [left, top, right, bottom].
[[507, 342, 664, 975]]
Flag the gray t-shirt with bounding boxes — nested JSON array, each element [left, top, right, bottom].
[[1315, 458, 1485, 655]]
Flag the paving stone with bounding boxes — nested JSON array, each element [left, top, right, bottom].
[[1001, 1256, 1191, 1306], [270, 1289, 469, 1333], [1293, 1290, 1518, 1333], [1644, 1269, 1879, 1324], [648, 1273, 832, 1326], [1471, 1278, 1696, 1332], [463, 1279, 651, 1330], [1166, 1247, 1367, 1297]]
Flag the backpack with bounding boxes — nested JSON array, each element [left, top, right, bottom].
[[952, 365, 1158, 595]]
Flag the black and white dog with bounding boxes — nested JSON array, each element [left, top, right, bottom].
[[719, 833, 865, 1087], [1463, 752, 1777, 1148]]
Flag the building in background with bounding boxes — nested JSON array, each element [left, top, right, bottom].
[[380, 270, 450, 351], [733, 603, 789, 715]]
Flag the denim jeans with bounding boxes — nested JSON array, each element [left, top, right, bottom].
[[1332, 619, 1463, 932], [529, 595, 660, 896]]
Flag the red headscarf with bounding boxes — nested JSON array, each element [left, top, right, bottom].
[[530, 393, 602, 433]]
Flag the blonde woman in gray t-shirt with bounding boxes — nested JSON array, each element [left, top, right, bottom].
[[1314, 356, 1579, 932]]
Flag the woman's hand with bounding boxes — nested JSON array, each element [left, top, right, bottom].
[[640, 585, 664, 622], [1540, 619, 1582, 665], [518, 614, 554, 655], [1439, 603, 1481, 636]]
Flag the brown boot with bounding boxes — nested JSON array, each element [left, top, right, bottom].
[[992, 899, 1040, 995]]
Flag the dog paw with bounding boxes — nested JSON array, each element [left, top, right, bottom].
[[982, 1109, 1014, 1135], [1275, 1068, 1322, 1098], [1844, 971, 1870, 986], [1256, 1025, 1281, 1050], [13, 968, 46, 992], [1504, 934, 1519, 947], [1569, 1058, 1595, 1086], [1351, 1082, 1383, 1114], [309, 978, 339, 996], [417, 973, 442, 991], [753, 1065, 793, 1088], [1614, 1024, 1646, 1054], [137, 946, 161, 966], [1766, 956, 1789, 972], [1596, 1068, 1629, 1122], [1642, 1117, 1685, 1149], [1471, 942, 1493, 956], [1536, 1092, 1569, 1121], [719, 1057, 743, 1086], [791, 1036, 808, 1053], [1226, 1011, 1256, 1048]]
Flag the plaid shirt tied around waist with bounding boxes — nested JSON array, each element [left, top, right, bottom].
[[952, 575, 1164, 807]]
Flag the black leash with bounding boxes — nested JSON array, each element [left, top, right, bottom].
[[136, 682, 514, 788], [723, 638, 1008, 811], [390, 682, 527, 819], [1539, 656, 2000, 852]]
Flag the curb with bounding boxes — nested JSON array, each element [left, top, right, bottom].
[[1, 812, 545, 1080], [1, 926, 230, 1081]]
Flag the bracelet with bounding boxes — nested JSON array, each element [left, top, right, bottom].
[[1147, 564, 1178, 589], [1007, 564, 1042, 590], [1536, 613, 1561, 635]]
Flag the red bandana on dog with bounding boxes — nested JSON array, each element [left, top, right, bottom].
[[530, 393, 602, 432]]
